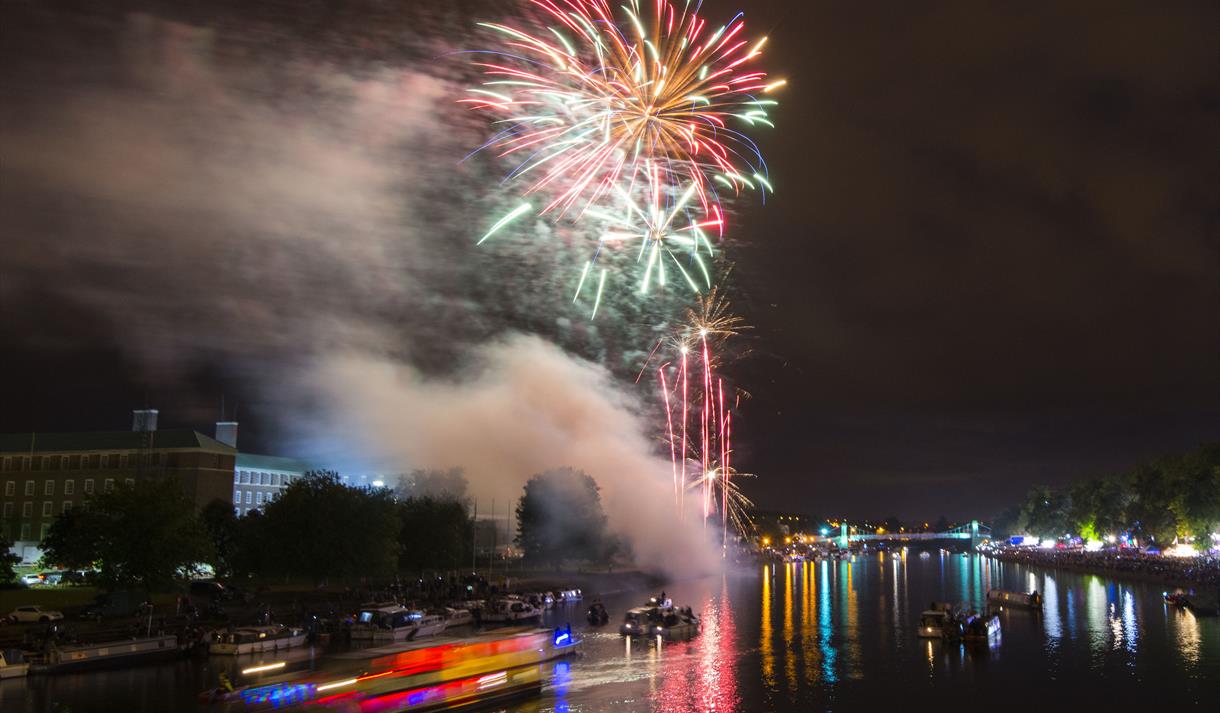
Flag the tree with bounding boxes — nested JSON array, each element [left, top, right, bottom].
[[398, 497, 473, 572], [515, 467, 609, 568], [1167, 444, 1220, 550], [251, 471, 398, 584], [1127, 462, 1178, 546], [933, 515, 950, 533], [201, 499, 240, 578], [41, 478, 213, 593], [0, 527, 20, 584], [1017, 486, 1069, 540]]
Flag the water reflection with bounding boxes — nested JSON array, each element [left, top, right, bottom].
[[760, 564, 774, 692]]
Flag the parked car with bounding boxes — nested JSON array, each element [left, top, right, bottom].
[[7, 606, 64, 623], [38, 572, 63, 586], [18, 574, 43, 587]]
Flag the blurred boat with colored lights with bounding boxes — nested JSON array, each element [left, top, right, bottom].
[[199, 627, 580, 710], [210, 626, 308, 656], [619, 602, 701, 641]]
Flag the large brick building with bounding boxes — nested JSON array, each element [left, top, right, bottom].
[[0, 410, 237, 561]]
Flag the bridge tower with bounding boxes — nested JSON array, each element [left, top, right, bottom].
[[970, 519, 980, 550], [839, 522, 849, 550]]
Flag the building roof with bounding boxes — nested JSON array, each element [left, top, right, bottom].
[[0, 430, 236, 454], [236, 452, 309, 473]]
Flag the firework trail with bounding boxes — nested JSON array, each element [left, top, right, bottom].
[[655, 293, 752, 545]]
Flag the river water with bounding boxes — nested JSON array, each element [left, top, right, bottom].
[[3, 553, 1217, 712]]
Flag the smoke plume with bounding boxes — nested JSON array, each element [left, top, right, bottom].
[[0, 4, 722, 575]]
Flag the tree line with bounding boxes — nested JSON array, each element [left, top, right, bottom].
[[997, 443, 1219, 549], [6, 466, 616, 592]]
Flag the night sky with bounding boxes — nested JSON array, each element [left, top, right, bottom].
[[2, 1, 1217, 522]]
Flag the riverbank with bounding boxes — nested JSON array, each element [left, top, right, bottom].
[[987, 548, 1220, 589]]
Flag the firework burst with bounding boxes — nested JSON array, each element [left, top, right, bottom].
[[464, 0, 784, 217]]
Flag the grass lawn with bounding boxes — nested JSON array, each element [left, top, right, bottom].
[[0, 587, 183, 614], [0, 586, 100, 613]]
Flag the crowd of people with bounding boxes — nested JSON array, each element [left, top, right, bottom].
[[992, 546, 1220, 586]]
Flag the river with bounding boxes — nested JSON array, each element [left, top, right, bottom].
[[3, 553, 1217, 712]]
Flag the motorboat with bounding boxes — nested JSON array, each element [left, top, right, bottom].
[[0, 650, 29, 679], [557, 589, 583, 603], [200, 627, 581, 710], [917, 551, 932, 559], [918, 608, 961, 639], [987, 589, 1042, 609], [962, 612, 1001, 640], [30, 634, 182, 672], [209, 626, 308, 655], [619, 603, 700, 641], [523, 592, 555, 610], [408, 612, 446, 639], [436, 607, 474, 629], [586, 601, 609, 626], [481, 598, 541, 624], [351, 605, 416, 642]]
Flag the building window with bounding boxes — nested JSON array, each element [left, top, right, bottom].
[[84, 478, 95, 494], [22, 502, 33, 518], [20, 524, 30, 541], [234, 471, 240, 483], [258, 472, 267, 485], [2, 502, 11, 517], [256, 492, 264, 505], [69, 455, 80, 469], [234, 490, 241, 503], [40, 523, 50, 541], [42, 501, 52, 517], [62, 501, 72, 514], [1, 457, 10, 471], [234, 507, 241, 517], [245, 491, 252, 504], [3, 481, 12, 496], [45, 480, 54, 496], [103, 478, 114, 493], [24, 481, 34, 496], [64, 480, 75, 495], [124, 478, 134, 487], [239, 471, 249, 484]]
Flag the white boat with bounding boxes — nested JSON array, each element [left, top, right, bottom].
[[918, 609, 961, 639], [557, 589, 583, 603], [351, 605, 415, 641], [481, 598, 541, 624], [0, 650, 29, 679], [438, 607, 474, 629], [410, 612, 447, 639], [209, 626, 307, 655], [918, 551, 931, 559], [620, 604, 701, 641]]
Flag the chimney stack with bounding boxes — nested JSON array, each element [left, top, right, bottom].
[[215, 421, 238, 448], [132, 409, 158, 432]]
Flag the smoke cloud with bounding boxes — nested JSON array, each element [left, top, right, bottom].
[[0, 5, 721, 576], [304, 336, 720, 575]]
